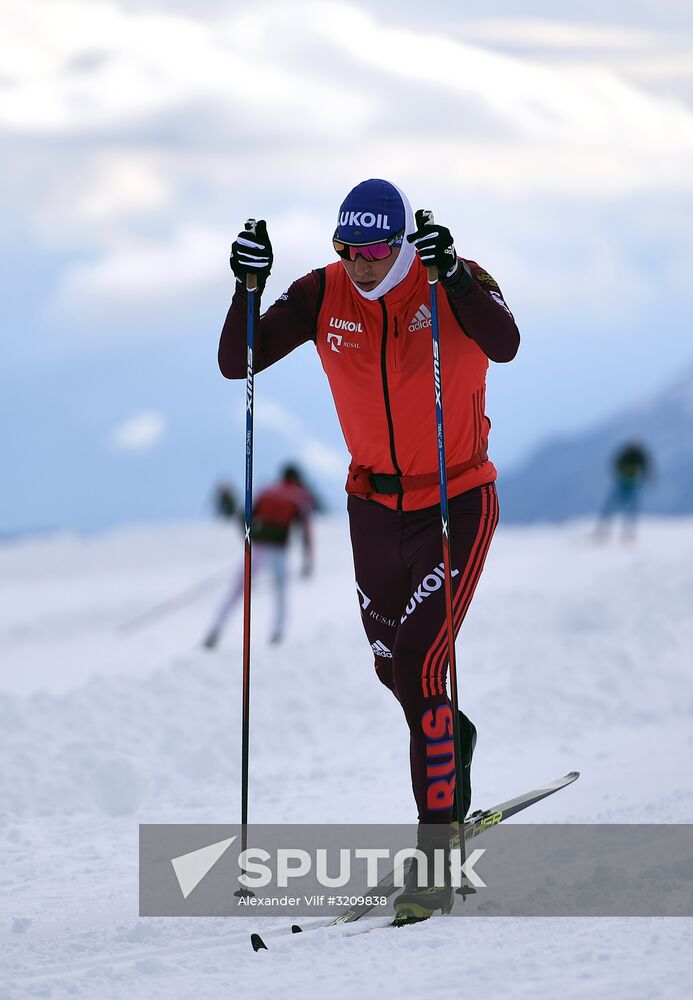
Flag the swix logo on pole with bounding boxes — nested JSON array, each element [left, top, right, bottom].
[[338, 211, 391, 230], [246, 347, 253, 412], [432, 340, 442, 407], [400, 562, 459, 623]]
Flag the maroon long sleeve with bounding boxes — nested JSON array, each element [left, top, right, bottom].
[[218, 271, 323, 379], [442, 260, 520, 363], [218, 259, 519, 379]]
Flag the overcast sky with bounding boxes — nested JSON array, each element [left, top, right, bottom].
[[2, 0, 693, 532]]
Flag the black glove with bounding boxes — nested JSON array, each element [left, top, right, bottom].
[[407, 209, 459, 280], [230, 219, 273, 290]]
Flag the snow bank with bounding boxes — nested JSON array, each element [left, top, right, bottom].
[[2, 515, 692, 998]]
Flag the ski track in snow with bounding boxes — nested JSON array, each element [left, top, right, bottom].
[[1, 515, 692, 999]]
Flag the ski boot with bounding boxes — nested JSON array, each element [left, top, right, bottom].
[[393, 824, 454, 926]]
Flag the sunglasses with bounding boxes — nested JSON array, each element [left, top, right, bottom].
[[333, 230, 404, 262]]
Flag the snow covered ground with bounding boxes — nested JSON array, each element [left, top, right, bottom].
[[2, 513, 693, 999]]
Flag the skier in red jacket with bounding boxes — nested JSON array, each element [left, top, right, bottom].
[[219, 179, 519, 920], [204, 464, 314, 648]]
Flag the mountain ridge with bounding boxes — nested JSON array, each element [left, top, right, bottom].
[[499, 362, 693, 522]]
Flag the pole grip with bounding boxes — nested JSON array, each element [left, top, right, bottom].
[[418, 210, 439, 285], [244, 218, 258, 292]]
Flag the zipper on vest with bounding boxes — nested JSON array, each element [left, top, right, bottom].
[[378, 298, 403, 514], [393, 316, 400, 372]]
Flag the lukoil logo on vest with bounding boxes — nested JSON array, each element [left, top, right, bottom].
[[329, 316, 363, 333], [409, 303, 432, 332]]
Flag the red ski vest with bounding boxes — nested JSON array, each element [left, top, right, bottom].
[[252, 482, 313, 546], [316, 258, 496, 511]]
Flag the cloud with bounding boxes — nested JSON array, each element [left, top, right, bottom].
[[253, 397, 346, 479], [3, 2, 693, 348], [2, 0, 692, 200], [75, 153, 170, 222], [54, 210, 333, 324], [489, 232, 649, 329], [58, 225, 227, 313], [320, 8, 693, 155], [461, 18, 656, 50], [0, 1, 370, 135], [110, 411, 166, 451]]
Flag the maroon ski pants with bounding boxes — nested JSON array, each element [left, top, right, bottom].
[[347, 482, 499, 823]]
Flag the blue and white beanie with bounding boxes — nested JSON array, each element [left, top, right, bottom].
[[336, 178, 406, 245]]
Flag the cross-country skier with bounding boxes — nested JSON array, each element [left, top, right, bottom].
[[203, 464, 314, 648], [595, 440, 652, 543], [218, 179, 520, 921], [212, 481, 239, 521]]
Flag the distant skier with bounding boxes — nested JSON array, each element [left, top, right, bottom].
[[595, 441, 652, 543], [212, 481, 239, 521], [203, 464, 314, 649], [218, 179, 519, 920]]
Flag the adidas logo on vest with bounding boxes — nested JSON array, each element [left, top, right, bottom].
[[409, 303, 432, 332], [371, 639, 393, 658]]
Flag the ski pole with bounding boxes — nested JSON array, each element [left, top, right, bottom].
[[117, 567, 232, 635], [239, 220, 258, 875], [420, 210, 467, 837]]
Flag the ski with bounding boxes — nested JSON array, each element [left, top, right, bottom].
[[250, 770, 579, 950]]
